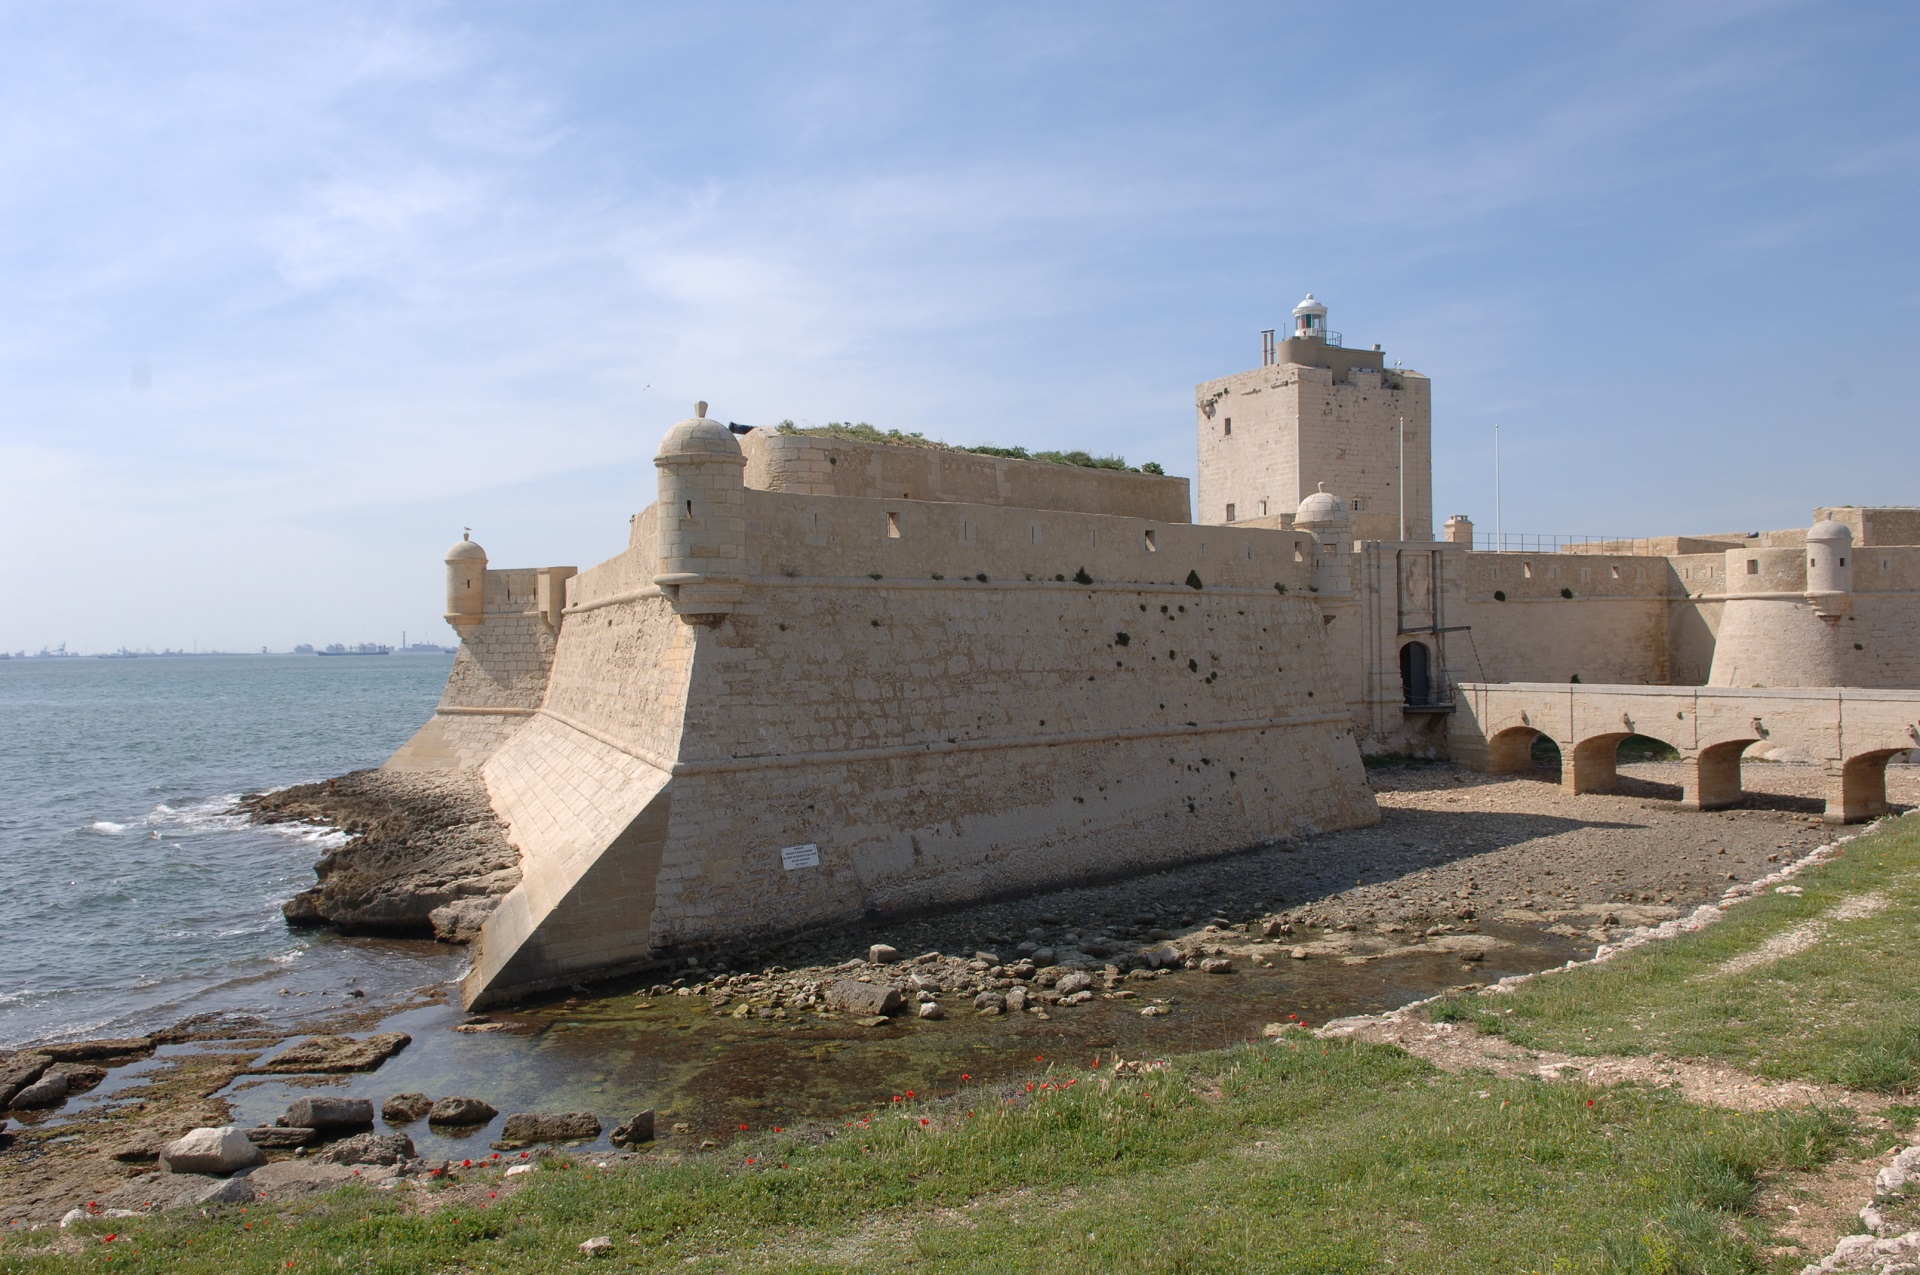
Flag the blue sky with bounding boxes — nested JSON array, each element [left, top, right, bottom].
[[2, 0, 1915, 652]]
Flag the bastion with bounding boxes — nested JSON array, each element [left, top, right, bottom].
[[392, 409, 1381, 1007]]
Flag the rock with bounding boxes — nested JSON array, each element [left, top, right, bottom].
[[1261, 919, 1290, 938], [498, 1112, 601, 1144], [93, 1172, 254, 1214], [973, 951, 1002, 967], [246, 1160, 377, 1199], [1290, 946, 1309, 960], [428, 1096, 498, 1126], [0, 1052, 52, 1107], [609, 1110, 655, 1147], [1061, 989, 1095, 1005], [160, 1126, 267, 1175], [41, 1037, 153, 1062], [112, 1140, 163, 1162], [580, 1236, 613, 1255], [973, 991, 1006, 1013], [242, 1127, 316, 1149], [252, 768, 522, 939], [1005, 987, 1029, 1013], [9, 1071, 69, 1109], [52, 1064, 106, 1094], [825, 979, 902, 1017], [1139, 1004, 1170, 1017], [867, 944, 900, 964], [1054, 971, 1094, 997], [429, 897, 500, 944], [917, 1001, 944, 1020], [1029, 947, 1056, 965], [1199, 957, 1234, 975], [281, 1096, 376, 1130], [382, 1092, 433, 1123], [253, 1033, 411, 1074], [316, 1132, 416, 1166], [856, 1015, 891, 1027]]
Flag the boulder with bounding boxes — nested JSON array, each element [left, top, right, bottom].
[[429, 897, 499, 944], [609, 1109, 654, 1147], [428, 1096, 497, 1126], [580, 1236, 613, 1256], [280, 1096, 375, 1130], [9, 1071, 69, 1109], [1054, 971, 1095, 997], [316, 1131, 416, 1166], [160, 1126, 266, 1175], [1005, 987, 1029, 1013], [382, 1092, 433, 1123], [972, 991, 1006, 1013], [867, 944, 900, 964], [916, 1002, 944, 1020], [42, 1037, 153, 1062], [1199, 957, 1234, 975], [1143, 945, 1181, 970], [242, 1126, 316, 1149], [253, 1033, 411, 1074], [498, 1112, 600, 1144], [0, 1052, 52, 1108], [824, 979, 902, 1017]]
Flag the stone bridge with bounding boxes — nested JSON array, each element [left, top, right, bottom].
[[1449, 683, 1920, 823]]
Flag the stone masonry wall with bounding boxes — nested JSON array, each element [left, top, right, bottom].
[[739, 431, 1191, 524]]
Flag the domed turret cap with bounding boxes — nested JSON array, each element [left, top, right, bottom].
[[1295, 482, 1350, 526], [1806, 519, 1853, 543], [656, 400, 744, 462], [1292, 293, 1328, 317], [446, 531, 487, 562]]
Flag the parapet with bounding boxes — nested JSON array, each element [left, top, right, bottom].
[[739, 430, 1191, 524]]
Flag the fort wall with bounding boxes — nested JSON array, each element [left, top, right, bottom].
[[739, 431, 1191, 523]]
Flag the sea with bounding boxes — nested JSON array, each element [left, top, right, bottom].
[[0, 654, 465, 1050]]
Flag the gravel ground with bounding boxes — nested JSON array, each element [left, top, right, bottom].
[[755, 760, 1919, 970]]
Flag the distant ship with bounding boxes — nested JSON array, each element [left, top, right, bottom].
[[317, 643, 393, 656]]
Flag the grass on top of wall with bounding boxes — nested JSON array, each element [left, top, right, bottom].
[[772, 420, 1164, 475], [1435, 811, 1920, 1092]]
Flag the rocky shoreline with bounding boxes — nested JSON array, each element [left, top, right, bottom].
[[250, 768, 521, 942]]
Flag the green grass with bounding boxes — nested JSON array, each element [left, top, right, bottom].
[[771, 420, 1160, 474], [1441, 812, 1920, 1092], [17, 814, 1920, 1274], [9, 1042, 1855, 1274]]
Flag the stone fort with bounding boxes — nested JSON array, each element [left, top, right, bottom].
[[390, 295, 1920, 1006]]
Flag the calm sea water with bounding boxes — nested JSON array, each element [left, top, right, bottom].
[[0, 654, 465, 1049]]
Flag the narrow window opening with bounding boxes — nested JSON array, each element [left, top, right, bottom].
[[1610, 564, 1621, 579], [1259, 500, 1268, 517], [1522, 561, 1534, 579], [1225, 503, 1236, 523], [1809, 557, 1817, 568], [686, 500, 694, 517], [1144, 529, 1158, 552], [886, 512, 901, 540], [1839, 556, 1847, 567], [1244, 543, 1253, 560], [1223, 418, 1232, 436], [1030, 524, 1042, 545], [1746, 559, 1759, 575]]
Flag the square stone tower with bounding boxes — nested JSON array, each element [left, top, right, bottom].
[[1195, 295, 1432, 542]]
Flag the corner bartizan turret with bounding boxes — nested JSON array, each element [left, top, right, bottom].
[[1294, 483, 1353, 598], [1805, 518, 1854, 619], [444, 531, 488, 637], [654, 401, 747, 624]]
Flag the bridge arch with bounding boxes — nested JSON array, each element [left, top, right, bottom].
[[1488, 725, 1547, 775], [1828, 748, 1908, 824], [1683, 737, 1760, 811]]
